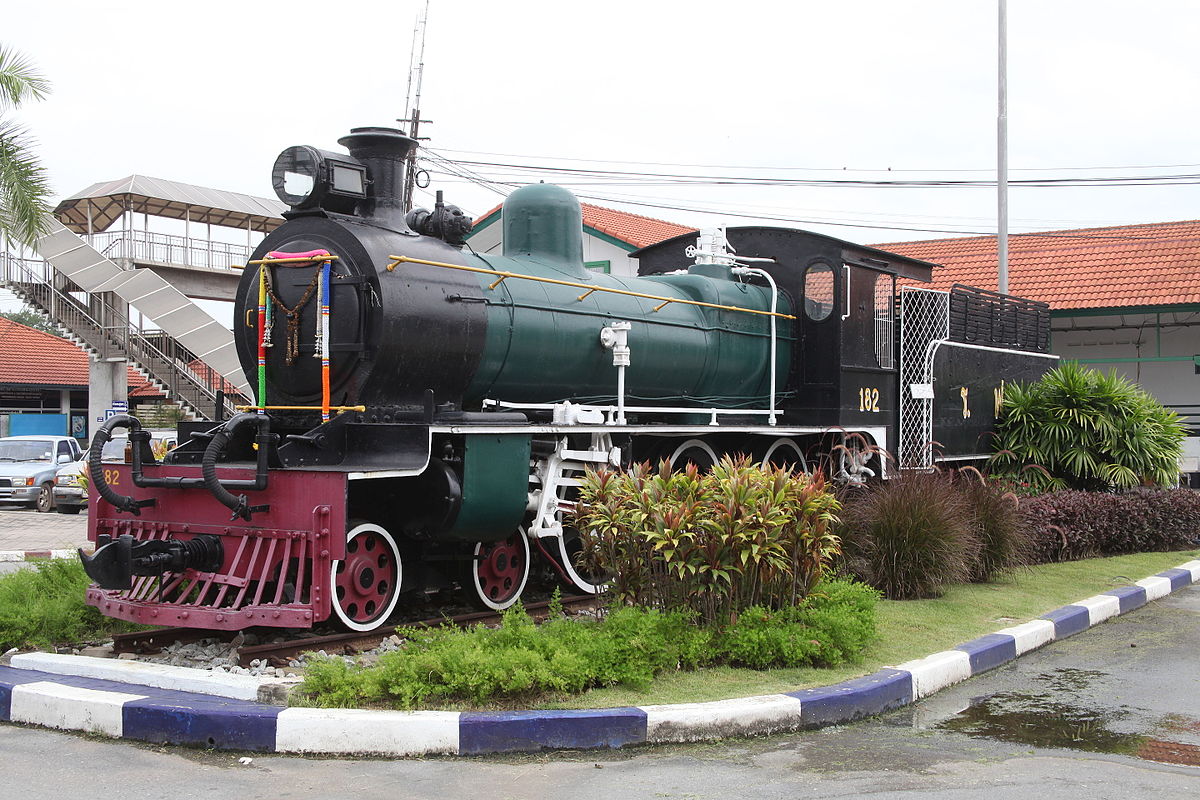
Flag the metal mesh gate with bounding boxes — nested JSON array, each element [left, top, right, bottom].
[[899, 288, 949, 469]]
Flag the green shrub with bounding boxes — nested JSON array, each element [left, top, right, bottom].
[[839, 470, 979, 599], [991, 362, 1187, 491], [572, 456, 841, 624], [714, 579, 878, 668], [298, 580, 877, 709], [0, 559, 140, 650], [301, 603, 710, 709]]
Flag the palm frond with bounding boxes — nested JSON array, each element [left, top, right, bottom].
[[0, 118, 52, 246], [0, 45, 50, 111]]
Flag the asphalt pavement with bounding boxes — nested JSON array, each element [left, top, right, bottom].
[[2, 583, 1197, 799], [0, 505, 88, 553]]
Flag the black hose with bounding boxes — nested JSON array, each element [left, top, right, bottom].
[[201, 412, 271, 521], [88, 415, 155, 515]]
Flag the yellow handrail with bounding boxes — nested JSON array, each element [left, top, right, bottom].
[[236, 405, 366, 413], [386, 255, 796, 320], [242, 255, 342, 266]]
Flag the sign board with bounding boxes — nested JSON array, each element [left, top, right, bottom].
[[111, 400, 129, 411]]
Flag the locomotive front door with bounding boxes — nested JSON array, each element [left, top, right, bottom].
[[839, 265, 898, 431]]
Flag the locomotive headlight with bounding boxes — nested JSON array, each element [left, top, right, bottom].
[[272, 145, 368, 213]]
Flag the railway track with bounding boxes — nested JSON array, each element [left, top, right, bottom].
[[111, 594, 600, 668]]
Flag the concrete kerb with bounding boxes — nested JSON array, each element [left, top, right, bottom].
[[0, 549, 81, 563], [0, 559, 1197, 757]]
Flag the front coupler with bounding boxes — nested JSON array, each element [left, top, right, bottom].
[[79, 533, 223, 591]]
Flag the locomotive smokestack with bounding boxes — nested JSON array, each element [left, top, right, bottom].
[[338, 127, 418, 231]]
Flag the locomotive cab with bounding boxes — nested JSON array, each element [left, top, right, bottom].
[[636, 229, 934, 443]]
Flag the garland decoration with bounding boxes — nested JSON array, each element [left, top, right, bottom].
[[319, 259, 332, 421], [263, 265, 321, 365], [256, 265, 268, 411]]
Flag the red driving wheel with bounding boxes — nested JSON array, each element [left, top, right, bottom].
[[330, 522, 402, 631], [468, 531, 530, 610]]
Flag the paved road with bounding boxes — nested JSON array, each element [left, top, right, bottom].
[[2, 585, 1197, 798], [0, 505, 88, 553]]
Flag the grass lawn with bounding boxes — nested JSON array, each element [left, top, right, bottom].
[[544, 549, 1200, 710]]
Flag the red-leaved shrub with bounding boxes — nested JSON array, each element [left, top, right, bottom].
[[1020, 489, 1200, 563]]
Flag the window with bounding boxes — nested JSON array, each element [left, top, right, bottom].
[[803, 263, 835, 321], [874, 273, 896, 368], [57, 441, 72, 460]]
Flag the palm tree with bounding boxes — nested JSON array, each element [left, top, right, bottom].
[[0, 45, 51, 248]]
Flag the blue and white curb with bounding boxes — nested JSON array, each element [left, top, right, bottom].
[[1, 559, 1198, 756]]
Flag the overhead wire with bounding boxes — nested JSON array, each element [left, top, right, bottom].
[[414, 147, 1199, 240], [428, 146, 1200, 174]]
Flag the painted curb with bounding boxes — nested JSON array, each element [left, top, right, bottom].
[[8, 653, 301, 703], [1, 559, 1197, 756], [0, 549, 82, 563]]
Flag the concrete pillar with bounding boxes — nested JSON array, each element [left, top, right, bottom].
[[88, 358, 128, 444], [59, 389, 70, 414]]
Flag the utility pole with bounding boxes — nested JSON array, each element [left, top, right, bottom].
[[402, 0, 431, 213], [997, 0, 1009, 294]]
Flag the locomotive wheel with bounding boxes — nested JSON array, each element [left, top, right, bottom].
[[467, 530, 531, 611], [667, 439, 721, 471], [761, 438, 808, 473], [555, 527, 608, 595], [329, 521, 403, 632]]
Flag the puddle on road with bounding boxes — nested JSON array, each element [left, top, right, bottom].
[[937, 692, 1144, 756], [935, 669, 1200, 767]]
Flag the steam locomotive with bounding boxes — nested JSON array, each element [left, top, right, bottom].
[[80, 127, 1056, 632]]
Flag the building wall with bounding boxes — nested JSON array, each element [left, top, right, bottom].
[[1052, 309, 1200, 428]]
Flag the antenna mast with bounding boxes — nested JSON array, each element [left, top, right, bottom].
[[402, 0, 431, 212]]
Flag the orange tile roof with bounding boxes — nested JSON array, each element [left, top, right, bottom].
[[0, 318, 162, 396], [473, 201, 695, 249], [875, 220, 1200, 310], [577, 203, 695, 249]]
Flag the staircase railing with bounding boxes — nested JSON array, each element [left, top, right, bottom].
[[0, 251, 237, 419], [85, 230, 251, 271]]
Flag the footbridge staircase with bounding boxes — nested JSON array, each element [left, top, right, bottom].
[[1, 247, 241, 420], [0, 175, 282, 421]]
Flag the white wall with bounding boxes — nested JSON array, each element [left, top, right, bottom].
[[1052, 310, 1199, 413]]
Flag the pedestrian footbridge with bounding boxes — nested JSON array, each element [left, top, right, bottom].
[[0, 176, 285, 420]]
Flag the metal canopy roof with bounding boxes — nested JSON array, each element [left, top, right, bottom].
[[53, 175, 287, 234]]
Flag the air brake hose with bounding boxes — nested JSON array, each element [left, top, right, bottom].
[[201, 412, 272, 521], [88, 415, 155, 515]]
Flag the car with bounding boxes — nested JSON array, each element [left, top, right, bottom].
[[53, 431, 177, 515], [0, 435, 83, 513]]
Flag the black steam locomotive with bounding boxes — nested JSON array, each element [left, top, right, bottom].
[[80, 127, 1056, 632]]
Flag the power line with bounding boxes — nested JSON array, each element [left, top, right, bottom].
[[438, 158, 1200, 189], [429, 146, 1200, 175], [418, 152, 1198, 241]]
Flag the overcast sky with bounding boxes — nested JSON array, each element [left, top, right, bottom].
[[6, 0, 1199, 250]]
